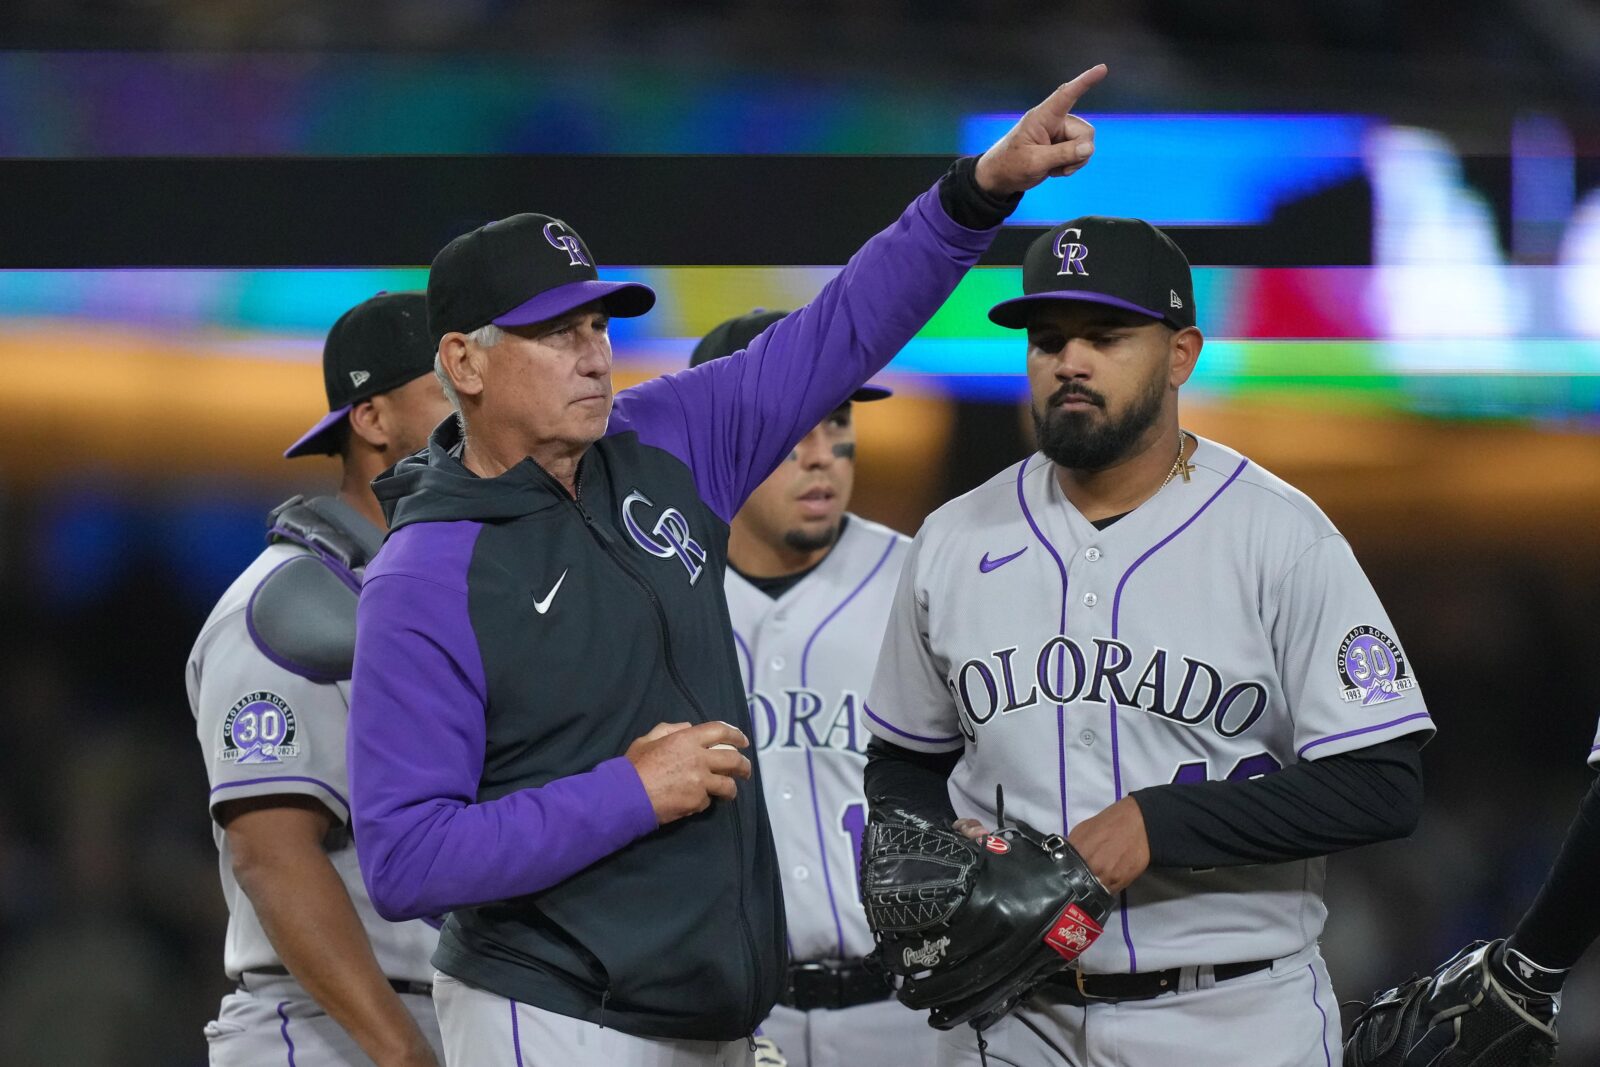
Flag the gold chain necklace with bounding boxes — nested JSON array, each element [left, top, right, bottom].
[[1159, 430, 1196, 489]]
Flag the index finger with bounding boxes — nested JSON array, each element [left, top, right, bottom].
[[689, 720, 751, 749], [640, 721, 693, 743], [1034, 63, 1108, 120]]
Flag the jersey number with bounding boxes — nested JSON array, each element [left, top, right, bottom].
[[1170, 751, 1282, 785], [840, 802, 867, 894]]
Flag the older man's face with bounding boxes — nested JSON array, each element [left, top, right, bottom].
[[478, 301, 614, 453]]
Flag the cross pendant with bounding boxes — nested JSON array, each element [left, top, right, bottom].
[[1176, 457, 1196, 483]]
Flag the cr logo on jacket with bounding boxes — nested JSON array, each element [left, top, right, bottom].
[[621, 489, 708, 585]]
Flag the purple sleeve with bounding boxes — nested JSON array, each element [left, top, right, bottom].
[[348, 525, 659, 921], [609, 182, 998, 522]]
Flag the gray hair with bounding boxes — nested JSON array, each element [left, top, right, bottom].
[[434, 323, 503, 435]]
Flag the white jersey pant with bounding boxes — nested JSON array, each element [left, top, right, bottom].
[[434, 971, 757, 1067], [205, 973, 442, 1067], [934, 943, 1340, 1067], [761, 998, 941, 1067]]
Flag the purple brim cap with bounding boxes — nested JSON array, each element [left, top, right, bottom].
[[987, 290, 1167, 330], [493, 278, 656, 328], [284, 404, 352, 458]]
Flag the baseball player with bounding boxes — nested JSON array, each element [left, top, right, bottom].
[[863, 216, 1434, 1066], [1344, 715, 1600, 1064], [186, 292, 453, 1066], [690, 310, 937, 1067], [344, 67, 1108, 1067]]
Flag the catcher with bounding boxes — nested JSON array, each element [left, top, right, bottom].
[[1344, 718, 1600, 1066]]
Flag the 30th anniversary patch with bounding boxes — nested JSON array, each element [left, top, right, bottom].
[[1337, 626, 1416, 706], [218, 691, 300, 764]]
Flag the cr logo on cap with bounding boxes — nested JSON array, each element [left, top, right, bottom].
[[543, 222, 592, 268], [1053, 228, 1089, 276]]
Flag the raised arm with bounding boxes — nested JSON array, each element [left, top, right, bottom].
[[613, 66, 1108, 521]]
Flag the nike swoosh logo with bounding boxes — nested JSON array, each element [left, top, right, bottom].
[[978, 548, 1027, 573], [533, 569, 568, 614]]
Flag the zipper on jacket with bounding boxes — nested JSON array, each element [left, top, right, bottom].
[[565, 460, 765, 1027]]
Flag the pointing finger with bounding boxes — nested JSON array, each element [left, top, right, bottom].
[[1034, 64, 1108, 120]]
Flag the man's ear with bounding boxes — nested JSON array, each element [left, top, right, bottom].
[[1169, 326, 1203, 388], [346, 399, 387, 451], [438, 334, 487, 401]]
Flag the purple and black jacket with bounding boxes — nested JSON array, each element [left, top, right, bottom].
[[347, 175, 1003, 1041]]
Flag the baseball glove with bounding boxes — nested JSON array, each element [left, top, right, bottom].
[[1344, 940, 1558, 1067], [859, 797, 1113, 1031]]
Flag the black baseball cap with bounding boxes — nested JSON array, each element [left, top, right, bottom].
[[427, 212, 655, 344], [285, 291, 439, 459], [690, 309, 892, 402], [987, 216, 1195, 332]]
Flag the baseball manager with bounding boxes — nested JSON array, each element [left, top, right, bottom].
[[346, 66, 1109, 1067]]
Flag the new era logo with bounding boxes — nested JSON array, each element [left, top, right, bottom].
[[349, 370, 371, 388], [1170, 290, 1184, 309]]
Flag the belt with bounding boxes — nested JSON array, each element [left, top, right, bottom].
[[1043, 958, 1273, 1005], [779, 960, 892, 1012], [240, 967, 433, 998]]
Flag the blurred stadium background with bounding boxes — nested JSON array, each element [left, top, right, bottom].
[[1, 5, 1598, 1064]]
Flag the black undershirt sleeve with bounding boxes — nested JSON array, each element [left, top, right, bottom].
[[864, 736, 961, 825], [1133, 736, 1425, 868], [1506, 774, 1600, 971], [937, 156, 1022, 231], [866, 734, 1425, 869]]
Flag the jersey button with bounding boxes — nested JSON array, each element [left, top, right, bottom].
[[1085, 547, 1102, 562], [1079, 730, 1096, 746], [781, 788, 794, 801], [770, 656, 786, 671], [793, 866, 810, 881], [1082, 593, 1098, 607]]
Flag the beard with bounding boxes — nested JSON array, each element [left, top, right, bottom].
[[781, 522, 841, 555], [1032, 371, 1166, 472]]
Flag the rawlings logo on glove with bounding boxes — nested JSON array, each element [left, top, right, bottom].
[[860, 792, 1113, 1031]]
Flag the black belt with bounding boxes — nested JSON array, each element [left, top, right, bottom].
[[1043, 958, 1273, 1005], [240, 967, 433, 998], [779, 960, 892, 1012]]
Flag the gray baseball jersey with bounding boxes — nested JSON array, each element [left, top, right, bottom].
[[726, 514, 907, 964], [186, 526, 438, 985], [866, 437, 1435, 976]]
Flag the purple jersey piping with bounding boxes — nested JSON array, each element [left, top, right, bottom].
[[1014, 457, 1073, 836], [211, 775, 351, 816], [863, 702, 962, 747], [1297, 712, 1433, 758], [1309, 964, 1333, 1067], [796, 536, 897, 961], [276, 1000, 297, 1067], [509, 998, 525, 1067], [244, 558, 349, 684], [800, 537, 899, 688], [732, 628, 754, 686], [804, 747, 849, 961], [1108, 456, 1249, 973]]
